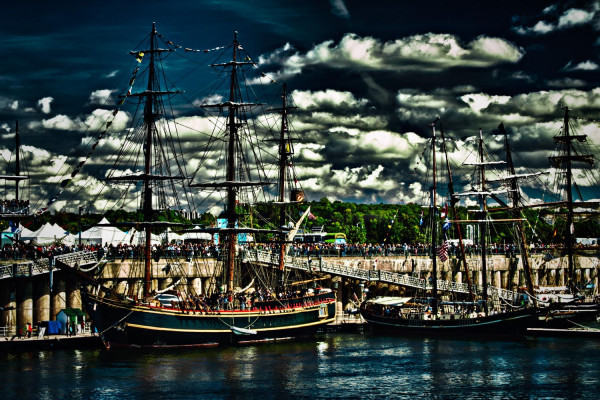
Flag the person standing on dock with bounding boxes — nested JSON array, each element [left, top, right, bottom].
[[27, 323, 32, 338]]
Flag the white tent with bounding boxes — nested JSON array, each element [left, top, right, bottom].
[[183, 226, 212, 241], [21, 222, 70, 244], [127, 227, 161, 246], [2, 223, 36, 241], [161, 227, 185, 244], [79, 217, 129, 245]]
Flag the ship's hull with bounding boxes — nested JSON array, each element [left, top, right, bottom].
[[360, 304, 535, 337], [84, 292, 336, 349], [534, 301, 600, 330]]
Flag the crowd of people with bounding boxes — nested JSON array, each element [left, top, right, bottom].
[[0, 238, 564, 262], [154, 287, 325, 313], [0, 199, 29, 215]]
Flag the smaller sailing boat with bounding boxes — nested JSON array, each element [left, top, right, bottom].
[[360, 119, 536, 336]]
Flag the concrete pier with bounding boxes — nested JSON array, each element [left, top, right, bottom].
[[0, 253, 598, 331]]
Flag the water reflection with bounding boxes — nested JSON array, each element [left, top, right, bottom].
[[1, 335, 599, 399]]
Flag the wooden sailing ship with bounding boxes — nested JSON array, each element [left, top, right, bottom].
[[78, 24, 335, 348], [360, 119, 536, 336], [525, 107, 600, 329]]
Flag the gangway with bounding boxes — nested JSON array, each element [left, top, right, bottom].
[[246, 249, 521, 303]]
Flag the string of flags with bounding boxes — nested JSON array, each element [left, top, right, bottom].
[[35, 64, 140, 215], [383, 209, 399, 243], [185, 45, 226, 53], [187, 41, 277, 83]]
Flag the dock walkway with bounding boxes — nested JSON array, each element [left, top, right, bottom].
[[0, 332, 102, 352]]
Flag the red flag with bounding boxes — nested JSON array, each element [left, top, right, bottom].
[[440, 203, 448, 219]]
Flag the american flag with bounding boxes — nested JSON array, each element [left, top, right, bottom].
[[437, 240, 449, 262]]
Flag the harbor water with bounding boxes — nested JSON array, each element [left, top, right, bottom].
[[1, 333, 599, 399]]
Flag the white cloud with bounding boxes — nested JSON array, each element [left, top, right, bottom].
[[546, 78, 588, 88], [542, 4, 558, 15], [38, 97, 53, 114], [460, 93, 511, 112], [557, 8, 594, 29], [291, 89, 368, 110], [260, 33, 524, 80], [563, 60, 599, 71], [41, 114, 80, 130], [514, 6, 598, 35], [88, 89, 115, 105], [193, 94, 224, 107], [9, 100, 18, 110], [329, 0, 349, 19]]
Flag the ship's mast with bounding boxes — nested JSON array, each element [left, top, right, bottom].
[[498, 123, 536, 306], [193, 32, 259, 292], [141, 23, 158, 297], [224, 32, 240, 290], [563, 107, 575, 284], [15, 121, 20, 201], [109, 22, 180, 297], [478, 129, 489, 316], [278, 84, 290, 272], [430, 119, 438, 316], [439, 121, 474, 302]]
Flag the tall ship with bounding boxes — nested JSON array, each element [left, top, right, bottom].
[[524, 107, 600, 330], [360, 118, 536, 336], [72, 24, 335, 348]]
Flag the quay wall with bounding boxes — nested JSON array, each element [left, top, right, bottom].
[[1, 254, 598, 331]]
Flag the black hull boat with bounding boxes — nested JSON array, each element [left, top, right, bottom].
[[360, 297, 535, 337], [86, 291, 336, 349], [358, 120, 537, 338], [534, 301, 600, 330]]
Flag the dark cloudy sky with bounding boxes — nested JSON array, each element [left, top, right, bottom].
[[0, 0, 599, 215]]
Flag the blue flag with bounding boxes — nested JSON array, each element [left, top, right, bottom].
[[442, 217, 451, 231]]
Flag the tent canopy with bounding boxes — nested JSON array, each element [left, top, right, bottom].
[[80, 217, 128, 245], [20, 222, 69, 244]]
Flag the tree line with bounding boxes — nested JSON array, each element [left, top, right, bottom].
[[2, 198, 598, 245]]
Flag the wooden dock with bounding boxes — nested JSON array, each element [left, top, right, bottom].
[[0, 332, 103, 352]]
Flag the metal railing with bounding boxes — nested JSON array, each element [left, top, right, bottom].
[[247, 249, 520, 302], [0, 251, 98, 280]]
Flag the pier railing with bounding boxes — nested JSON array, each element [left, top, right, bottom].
[[247, 249, 520, 302], [0, 251, 99, 280], [0, 249, 521, 302]]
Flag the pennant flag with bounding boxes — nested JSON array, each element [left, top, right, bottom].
[[308, 211, 317, 221], [419, 211, 424, 226], [136, 52, 145, 63], [437, 241, 449, 262], [442, 217, 451, 232]]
